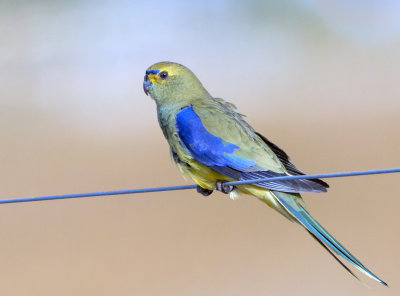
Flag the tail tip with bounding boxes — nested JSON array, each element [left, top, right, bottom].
[[380, 280, 389, 287]]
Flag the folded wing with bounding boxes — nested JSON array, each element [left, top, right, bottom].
[[176, 106, 328, 193]]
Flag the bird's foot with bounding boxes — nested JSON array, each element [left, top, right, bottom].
[[215, 181, 234, 194], [196, 185, 213, 196]]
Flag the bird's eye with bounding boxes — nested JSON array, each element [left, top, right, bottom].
[[159, 71, 169, 80]]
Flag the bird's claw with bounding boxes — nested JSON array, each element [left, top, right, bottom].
[[196, 185, 213, 196], [215, 181, 234, 194]]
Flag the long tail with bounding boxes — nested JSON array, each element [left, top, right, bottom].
[[271, 191, 387, 286]]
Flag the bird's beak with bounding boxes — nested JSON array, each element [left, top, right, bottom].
[[143, 74, 151, 96]]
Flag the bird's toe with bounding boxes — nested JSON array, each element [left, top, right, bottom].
[[196, 185, 213, 196], [215, 181, 234, 194]]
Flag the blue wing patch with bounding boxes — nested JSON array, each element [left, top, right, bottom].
[[176, 106, 255, 170], [176, 106, 329, 193]]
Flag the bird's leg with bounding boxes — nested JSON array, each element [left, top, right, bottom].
[[196, 185, 213, 196], [215, 181, 234, 194]]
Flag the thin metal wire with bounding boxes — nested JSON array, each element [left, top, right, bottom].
[[1, 168, 399, 204]]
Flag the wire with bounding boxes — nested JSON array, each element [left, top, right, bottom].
[[1, 168, 399, 205]]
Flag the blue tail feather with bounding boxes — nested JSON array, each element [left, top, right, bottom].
[[272, 191, 387, 286]]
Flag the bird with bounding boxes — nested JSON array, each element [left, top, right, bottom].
[[143, 61, 387, 286]]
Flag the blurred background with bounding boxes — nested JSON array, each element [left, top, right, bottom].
[[1, 0, 399, 295]]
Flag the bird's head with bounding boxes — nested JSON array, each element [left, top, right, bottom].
[[143, 62, 210, 105]]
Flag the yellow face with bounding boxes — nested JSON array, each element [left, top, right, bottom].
[[143, 62, 180, 96], [146, 69, 168, 83], [143, 61, 208, 104]]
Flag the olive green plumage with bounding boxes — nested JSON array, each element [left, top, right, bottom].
[[143, 61, 387, 286]]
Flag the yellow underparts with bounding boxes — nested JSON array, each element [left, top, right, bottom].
[[176, 158, 230, 190], [176, 158, 294, 221]]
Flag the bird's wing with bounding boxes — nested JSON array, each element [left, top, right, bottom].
[[176, 105, 328, 193], [253, 132, 329, 191]]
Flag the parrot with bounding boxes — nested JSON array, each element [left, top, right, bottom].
[[143, 61, 387, 286]]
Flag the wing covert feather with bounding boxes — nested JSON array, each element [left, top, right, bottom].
[[176, 102, 328, 193]]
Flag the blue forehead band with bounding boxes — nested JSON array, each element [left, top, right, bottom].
[[146, 69, 160, 75]]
